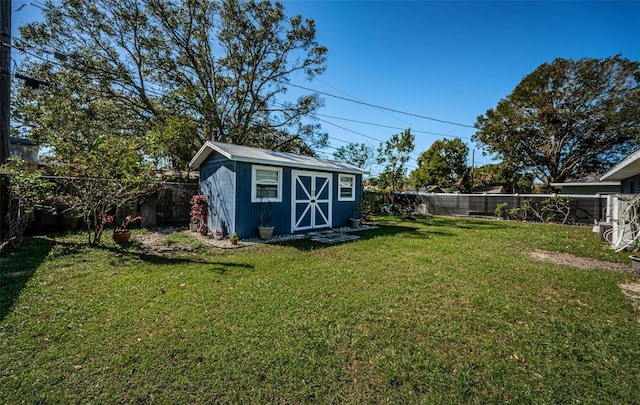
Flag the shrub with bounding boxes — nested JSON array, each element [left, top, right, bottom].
[[0, 159, 54, 253], [494, 202, 509, 219], [522, 196, 573, 224], [190, 195, 209, 234]]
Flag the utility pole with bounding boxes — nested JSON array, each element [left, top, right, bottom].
[[0, 0, 11, 242], [471, 148, 475, 189], [1, 0, 10, 163]]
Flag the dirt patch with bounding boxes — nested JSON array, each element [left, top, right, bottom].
[[619, 282, 640, 325], [530, 250, 640, 324], [529, 250, 631, 273], [136, 228, 250, 254]]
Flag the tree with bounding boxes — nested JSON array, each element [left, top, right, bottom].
[[472, 163, 534, 194], [473, 56, 640, 190], [376, 128, 414, 196], [14, 0, 328, 170], [15, 76, 157, 245], [333, 142, 375, 172], [410, 138, 469, 192], [0, 159, 54, 253], [150, 0, 328, 153]]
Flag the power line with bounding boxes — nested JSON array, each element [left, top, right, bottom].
[[314, 116, 385, 143], [313, 76, 450, 138], [316, 113, 473, 140], [286, 81, 476, 129], [318, 119, 421, 168]]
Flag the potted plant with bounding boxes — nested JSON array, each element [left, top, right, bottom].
[[349, 204, 362, 228], [103, 214, 142, 243], [229, 232, 239, 245], [257, 187, 274, 240], [190, 195, 209, 235]]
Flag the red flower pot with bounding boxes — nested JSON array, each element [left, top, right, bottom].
[[113, 230, 132, 244]]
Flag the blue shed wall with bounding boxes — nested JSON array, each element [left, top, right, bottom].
[[199, 155, 237, 236], [234, 162, 293, 238], [331, 172, 362, 226]]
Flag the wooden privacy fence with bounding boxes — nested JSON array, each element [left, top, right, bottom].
[[140, 182, 199, 227], [372, 192, 608, 225], [28, 180, 199, 234]]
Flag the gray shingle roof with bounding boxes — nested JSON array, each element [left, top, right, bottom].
[[190, 141, 369, 175]]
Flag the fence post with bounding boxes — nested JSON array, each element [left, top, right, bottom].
[[484, 193, 488, 214], [0, 173, 7, 242]]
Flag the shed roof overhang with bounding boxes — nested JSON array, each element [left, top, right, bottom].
[[189, 141, 369, 175], [600, 148, 640, 181]]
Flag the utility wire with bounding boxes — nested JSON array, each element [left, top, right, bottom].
[[286, 82, 476, 129], [316, 113, 473, 140], [314, 116, 384, 143], [312, 76, 450, 139], [318, 117, 422, 170]]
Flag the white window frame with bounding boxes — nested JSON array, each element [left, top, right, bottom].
[[337, 174, 356, 202], [251, 165, 283, 203]]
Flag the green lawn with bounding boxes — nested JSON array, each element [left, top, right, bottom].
[[1, 215, 638, 403]]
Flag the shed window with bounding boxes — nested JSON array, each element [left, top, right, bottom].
[[251, 165, 282, 203], [338, 174, 356, 201]]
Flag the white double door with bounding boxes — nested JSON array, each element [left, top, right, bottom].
[[291, 170, 332, 232]]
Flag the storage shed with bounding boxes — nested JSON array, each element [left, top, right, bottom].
[[189, 142, 369, 239]]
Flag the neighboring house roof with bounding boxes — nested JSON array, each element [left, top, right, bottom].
[[472, 185, 505, 194], [190, 141, 369, 175], [406, 185, 444, 193], [600, 148, 640, 181], [423, 185, 444, 193]]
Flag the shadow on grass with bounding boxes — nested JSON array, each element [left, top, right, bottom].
[[0, 237, 56, 321], [409, 214, 514, 231], [272, 224, 420, 251], [90, 243, 256, 274], [41, 236, 251, 268]]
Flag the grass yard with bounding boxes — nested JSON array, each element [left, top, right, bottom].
[[1, 215, 639, 403]]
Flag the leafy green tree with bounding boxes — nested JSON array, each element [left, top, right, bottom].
[[472, 163, 535, 194], [410, 138, 469, 192], [333, 142, 375, 172], [148, 116, 201, 171], [14, 0, 328, 170], [473, 56, 640, 190], [376, 128, 414, 196], [52, 131, 157, 245], [15, 76, 156, 245], [0, 159, 54, 252]]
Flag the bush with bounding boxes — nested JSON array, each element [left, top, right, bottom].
[[0, 159, 54, 253], [494, 202, 509, 219], [522, 196, 573, 224], [190, 195, 209, 234]]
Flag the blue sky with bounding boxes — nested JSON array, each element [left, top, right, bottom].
[[280, 0, 640, 171], [10, 0, 640, 174]]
